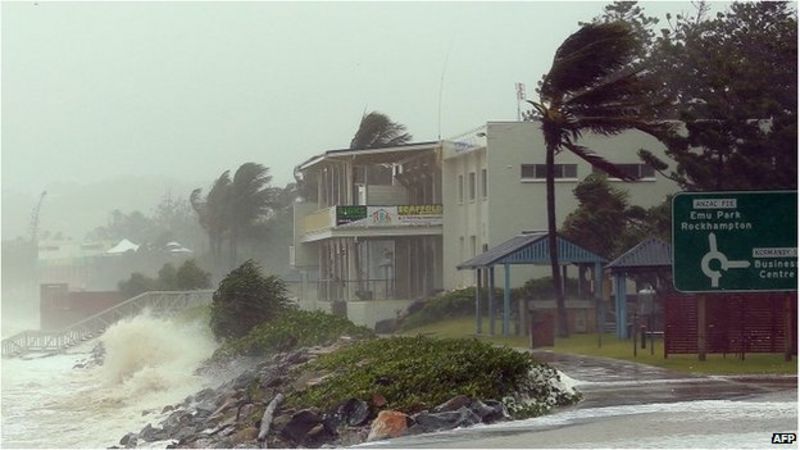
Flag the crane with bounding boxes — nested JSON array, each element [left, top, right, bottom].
[[29, 191, 47, 244]]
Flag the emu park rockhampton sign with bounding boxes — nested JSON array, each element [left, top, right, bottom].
[[672, 191, 798, 293]]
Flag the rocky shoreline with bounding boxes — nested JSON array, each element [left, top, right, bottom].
[[107, 338, 579, 449]]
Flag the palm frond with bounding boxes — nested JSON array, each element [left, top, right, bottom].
[[350, 111, 412, 149], [541, 22, 638, 100], [563, 142, 638, 181], [573, 116, 676, 139], [563, 69, 649, 110]]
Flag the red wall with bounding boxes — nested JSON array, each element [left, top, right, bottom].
[[40, 284, 125, 330]]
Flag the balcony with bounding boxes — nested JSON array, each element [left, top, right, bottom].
[[300, 204, 443, 242]]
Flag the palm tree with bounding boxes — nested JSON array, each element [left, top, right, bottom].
[[228, 162, 273, 267], [191, 171, 232, 267], [350, 111, 412, 149], [349, 111, 413, 292], [528, 22, 671, 337]]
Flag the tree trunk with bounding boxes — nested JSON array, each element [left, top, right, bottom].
[[546, 144, 569, 338], [230, 230, 238, 270]]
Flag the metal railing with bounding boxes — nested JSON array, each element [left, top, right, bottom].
[[317, 278, 396, 302], [1, 290, 213, 358]]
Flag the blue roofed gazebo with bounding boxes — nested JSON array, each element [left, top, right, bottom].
[[457, 231, 607, 337], [605, 238, 672, 339]]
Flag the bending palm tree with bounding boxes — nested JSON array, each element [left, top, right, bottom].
[[530, 22, 670, 337], [350, 111, 412, 149], [191, 171, 232, 269], [349, 111, 413, 293], [229, 163, 273, 267]]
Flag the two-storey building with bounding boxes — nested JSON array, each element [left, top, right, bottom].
[[442, 121, 678, 290], [291, 141, 444, 328]]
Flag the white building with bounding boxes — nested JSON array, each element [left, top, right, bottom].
[[442, 121, 678, 290], [291, 121, 679, 328]]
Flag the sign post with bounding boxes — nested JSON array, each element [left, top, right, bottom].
[[672, 191, 797, 362]]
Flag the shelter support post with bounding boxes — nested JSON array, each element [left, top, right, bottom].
[[488, 267, 496, 336], [594, 263, 604, 347], [503, 263, 511, 336], [475, 269, 482, 335], [613, 274, 628, 339]]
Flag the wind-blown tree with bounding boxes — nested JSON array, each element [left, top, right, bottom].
[[350, 111, 412, 149], [228, 163, 274, 267], [561, 174, 632, 259], [527, 21, 671, 337], [349, 111, 412, 290], [191, 170, 232, 268], [639, 1, 797, 191]]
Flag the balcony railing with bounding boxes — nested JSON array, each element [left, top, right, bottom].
[[303, 204, 443, 235]]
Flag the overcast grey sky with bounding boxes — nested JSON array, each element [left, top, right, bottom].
[[2, 2, 720, 192], [1, 1, 724, 238]]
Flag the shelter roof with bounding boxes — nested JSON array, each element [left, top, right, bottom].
[[457, 231, 606, 270], [605, 238, 672, 272]]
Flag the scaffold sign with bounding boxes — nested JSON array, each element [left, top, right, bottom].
[[672, 191, 798, 293]]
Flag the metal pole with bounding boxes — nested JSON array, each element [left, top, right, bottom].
[[475, 269, 482, 335], [488, 267, 495, 336], [503, 263, 511, 336], [698, 295, 707, 361]]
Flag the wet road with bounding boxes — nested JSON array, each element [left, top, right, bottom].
[[359, 351, 798, 449]]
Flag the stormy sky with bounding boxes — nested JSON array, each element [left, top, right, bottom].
[[1, 1, 720, 239]]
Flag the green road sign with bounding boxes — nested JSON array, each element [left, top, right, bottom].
[[672, 191, 798, 293]]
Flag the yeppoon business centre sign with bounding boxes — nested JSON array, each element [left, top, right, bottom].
[[672, 191, 798, 293]]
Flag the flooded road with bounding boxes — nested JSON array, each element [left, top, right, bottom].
[[359, 351, 797, 449]]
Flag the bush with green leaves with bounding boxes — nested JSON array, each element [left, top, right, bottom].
[[176, 259, 212, 290], [519, 277, 581, 301], [118, 259, 212, 299], [212, 309, 374, 360], [286, 336, 552, 414], [210, 259, 292, 341], [399, 287, 499, 331]]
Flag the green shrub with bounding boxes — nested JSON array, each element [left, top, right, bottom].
[[286, 336, 535, 413], [400, 287, 502, 331], [176, 259, 212, 290], [118, 259, 212, 298], [209, 260, 292, 341], [519, 276, 581, 300], [212, 309, 374, 360]]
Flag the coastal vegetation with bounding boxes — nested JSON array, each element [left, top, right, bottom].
[[210, 260, 292, 340], [118, 259, 212, 299], [286, 336, 576, 418]]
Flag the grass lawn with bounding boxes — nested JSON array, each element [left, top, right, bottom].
[[399, 316, 798, 375]]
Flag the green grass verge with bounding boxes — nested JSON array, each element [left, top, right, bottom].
[[400, 316, 797, 376]]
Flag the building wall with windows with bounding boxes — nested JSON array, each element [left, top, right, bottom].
[[443, 121, 678, 290]]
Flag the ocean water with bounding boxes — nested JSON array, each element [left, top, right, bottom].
[[1, 312, 218, 448]]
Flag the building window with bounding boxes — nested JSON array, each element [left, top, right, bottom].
[[593, 164, 655, 180], [468, 172, 476, 201], [459, 236, 465, 261], [480, 168, 487, 198], [470, 236, 477, 257], [458, 175, 464, 203], [521, 164, 577, 180]]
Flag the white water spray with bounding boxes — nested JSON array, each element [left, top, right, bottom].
[[1, 310, 218, 448]]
